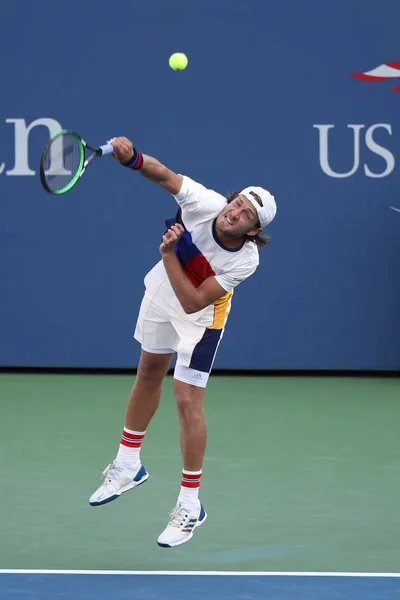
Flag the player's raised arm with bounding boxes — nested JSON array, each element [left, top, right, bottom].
[[139, 155, 183, 195], [110, 136, 182, 195]]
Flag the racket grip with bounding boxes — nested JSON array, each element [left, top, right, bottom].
[[100, 144, 115, 156]]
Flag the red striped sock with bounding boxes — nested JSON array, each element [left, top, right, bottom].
[[178, 469, 202, 508], [116, 427, 145, 470]]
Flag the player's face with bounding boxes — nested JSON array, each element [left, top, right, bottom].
[[216, 195, 261, 239]]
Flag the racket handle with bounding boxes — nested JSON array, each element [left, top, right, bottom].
[[100, 143, 115, 156]]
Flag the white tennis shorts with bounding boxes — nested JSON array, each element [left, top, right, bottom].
[[134, 293, 224, 388]]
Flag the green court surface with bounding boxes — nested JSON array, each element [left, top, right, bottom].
[[0, 373, 399, 573]]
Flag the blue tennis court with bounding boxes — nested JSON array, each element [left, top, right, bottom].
[[1, 571, 399, 600]]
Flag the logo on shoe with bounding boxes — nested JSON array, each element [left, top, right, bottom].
[[182, 519, 197, 533]]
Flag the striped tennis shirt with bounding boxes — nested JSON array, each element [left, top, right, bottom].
[[143, 175, 259, 329]]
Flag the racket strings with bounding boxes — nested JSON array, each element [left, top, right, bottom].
[[43, 134, 83, 193]]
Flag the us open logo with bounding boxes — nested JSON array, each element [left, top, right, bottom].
[[350, 62, 400, 94], [313, 64, 400, 212]]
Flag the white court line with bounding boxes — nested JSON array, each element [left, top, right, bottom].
[[0, 570, 399, 577]]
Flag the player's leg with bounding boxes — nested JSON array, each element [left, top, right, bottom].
[[124, 348, 174, 434], [157, 324, 223, 547], [117, 348, 174, 470], [175, 379, 206, 474], [89, 294, 178, 507]]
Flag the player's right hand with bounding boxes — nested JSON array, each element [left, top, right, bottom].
[[107, 137, 134, 163], [160, 224, 184, 256]]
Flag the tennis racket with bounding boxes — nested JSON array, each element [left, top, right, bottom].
[[39, 130, 114, 195]]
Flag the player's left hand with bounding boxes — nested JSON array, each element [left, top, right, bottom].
[[160, 224, 184, 256]]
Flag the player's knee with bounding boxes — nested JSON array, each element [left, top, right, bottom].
[[137, 351, 171, 384], [174, 380, 204, 419]]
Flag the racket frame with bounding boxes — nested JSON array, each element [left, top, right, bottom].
[[39, 130, 113, 195]]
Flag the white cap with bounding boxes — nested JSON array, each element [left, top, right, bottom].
[[240, 186, 277, 228]]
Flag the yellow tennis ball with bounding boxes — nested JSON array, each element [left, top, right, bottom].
[[169, 53, 188, 71]]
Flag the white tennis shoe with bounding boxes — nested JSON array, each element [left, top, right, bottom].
[[157, 503, 207, 548], [89, 461, 149, 506]]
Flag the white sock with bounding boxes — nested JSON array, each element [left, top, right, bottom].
[[177, 469, 202, 509], [115, 427, 145, 471]]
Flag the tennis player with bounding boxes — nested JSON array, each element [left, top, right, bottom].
[[89, 137, 277, 548]]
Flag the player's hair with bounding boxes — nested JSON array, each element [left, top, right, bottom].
[[226, 191, 271, 247]]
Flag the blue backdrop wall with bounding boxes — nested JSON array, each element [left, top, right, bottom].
[[1, 0, 399, 369]]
